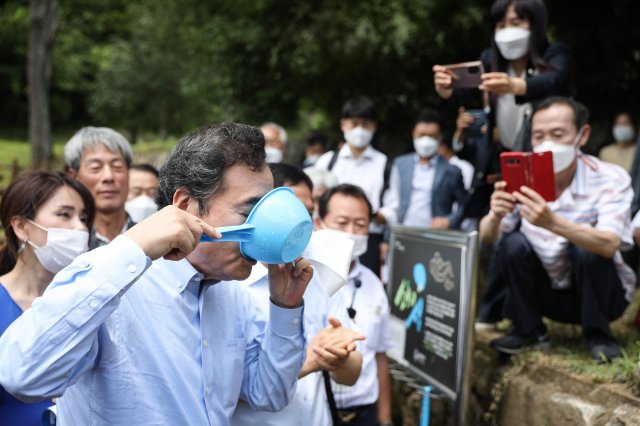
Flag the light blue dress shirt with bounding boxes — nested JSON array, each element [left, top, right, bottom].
[[0, 235, 305, 425]]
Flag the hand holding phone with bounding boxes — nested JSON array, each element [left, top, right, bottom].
[[465, 109, 488, 138], [500, 151, 557, 202], [442, 61, 484, 90]]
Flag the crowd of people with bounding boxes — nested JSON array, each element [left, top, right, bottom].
[[0, 0, 638, 425]]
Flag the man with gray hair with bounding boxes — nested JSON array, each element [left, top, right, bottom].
[[65, 126, 135, 248], [261, 122, 288, 163], [0, 122, 313, 424]]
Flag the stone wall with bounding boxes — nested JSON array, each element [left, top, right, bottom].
[[390, 330, 640, 425]]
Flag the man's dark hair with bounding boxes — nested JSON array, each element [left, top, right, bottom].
[[340, 97, 378, 122], [533, 96, 589, 131], [304, 130, 328, 148], [318, 183, 373, 220], [415, 109, 443, 131], [157, 122, 266, 215], [131, 163, 159, 177], [269, 163, 313, 192]]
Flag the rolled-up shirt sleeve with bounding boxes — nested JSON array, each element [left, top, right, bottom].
[[0, 235, 150, 401], [595, 172, 634, 250]]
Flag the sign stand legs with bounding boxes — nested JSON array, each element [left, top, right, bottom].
[[420, 385, 432, 426]]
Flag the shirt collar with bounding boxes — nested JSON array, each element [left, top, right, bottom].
[[413, 153, 438, 167], [244, 263, 268, 286], [348, 259, 363, 280], [339, 143, 376, 160], [570, 153, 597, 196], [94, 213, 136, 244], [156, 257, 204, 294]]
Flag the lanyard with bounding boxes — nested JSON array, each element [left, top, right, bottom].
[[346, 277, 362, 319]]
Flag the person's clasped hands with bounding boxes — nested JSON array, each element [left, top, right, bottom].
[[307, 317, 365, 372]]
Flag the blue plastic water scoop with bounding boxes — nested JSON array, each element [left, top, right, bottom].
[[200, 187, 314, 264]]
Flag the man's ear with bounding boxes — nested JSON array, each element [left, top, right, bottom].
[[172, 188, 199, 216], [578, 124, 591, 148], [339, 119, 349, 133]]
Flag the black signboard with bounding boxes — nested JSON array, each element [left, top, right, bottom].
[[386, 227, 478, 425]]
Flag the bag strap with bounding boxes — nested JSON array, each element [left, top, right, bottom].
[[323, 370, 340, 425], [327, 150, 340, 171]]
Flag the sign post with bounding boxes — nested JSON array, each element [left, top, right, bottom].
[[386, 227, 478, 426]]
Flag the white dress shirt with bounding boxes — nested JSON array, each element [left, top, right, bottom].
[[448, 155, 474, 190], [379, 155, 436, 227], [315, 144, 387, 234], [331, 261, 393, 408], [0, 236, 305, 425]]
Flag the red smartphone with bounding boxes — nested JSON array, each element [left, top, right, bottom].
[[500, 152, 556, 201], [443, 61, 484, 89]]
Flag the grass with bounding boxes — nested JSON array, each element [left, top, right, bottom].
[[0, 137, 179, 184], [520, 291, 640, 391]]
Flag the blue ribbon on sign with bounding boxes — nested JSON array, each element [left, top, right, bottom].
[[420, 386, 432, 426]]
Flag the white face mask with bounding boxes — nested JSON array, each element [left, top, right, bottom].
[[613, 125, 635, 143], [320, 225, 368, 261], [304, 154, 321, 166], [265, 146, 284, 163], [533, 127, 585, 173], [125, 195, 158, 223], [413, 136, 439, 158], [344, 127, 374, 149], [494, 27, 530, 60], [27, 220, 89, 274]]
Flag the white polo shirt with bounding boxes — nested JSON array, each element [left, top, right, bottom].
[[315, 144, 387, 234], [331, 260, 393, 408]]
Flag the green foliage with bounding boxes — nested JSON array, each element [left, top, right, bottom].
[[0, 1, 29, 131], [1, 0, 639, 151]]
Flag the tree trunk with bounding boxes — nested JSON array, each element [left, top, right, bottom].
[[28, 0, 58, 169]]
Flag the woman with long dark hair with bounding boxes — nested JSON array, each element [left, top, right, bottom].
[[434, 0, 571, 217], [0, 170, 94, 425]]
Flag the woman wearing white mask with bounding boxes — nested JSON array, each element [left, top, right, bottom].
[[0, 170, 94, 426], [599, 112, 638, 173], [433, 0, 571, 218]]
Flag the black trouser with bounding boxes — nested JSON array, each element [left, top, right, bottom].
[[500, 231, 629, 338], [477, 243, 506, 322], [360, 232, 383, 278], [337, 403, 377, 426]]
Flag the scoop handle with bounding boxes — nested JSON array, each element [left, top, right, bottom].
[[200, 224, 255, 243]]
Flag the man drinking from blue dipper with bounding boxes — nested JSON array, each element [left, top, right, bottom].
[[0, 122, 313, 424]]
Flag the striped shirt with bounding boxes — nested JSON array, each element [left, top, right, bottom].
[[501, 153, 636, 300]]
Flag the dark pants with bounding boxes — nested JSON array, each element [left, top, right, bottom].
[[337, 403, 377, 426], [500, 231, 629, 338], [360, 232, 383, 278], [477, 244, 506, 322]]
